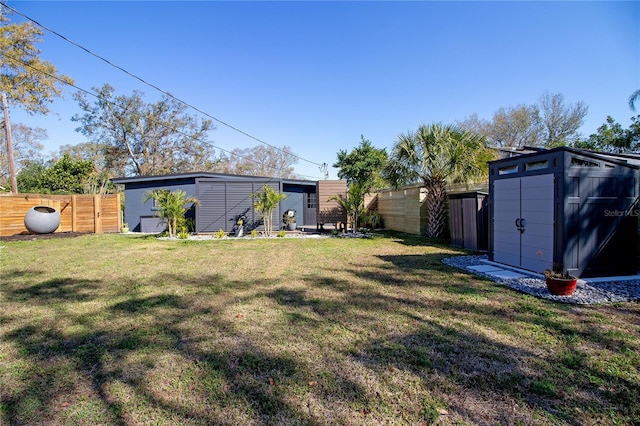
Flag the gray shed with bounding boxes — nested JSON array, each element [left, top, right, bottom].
[[448, 191, 488, 251], [488, 147, 639, 278], [113, 173, 319, 234]]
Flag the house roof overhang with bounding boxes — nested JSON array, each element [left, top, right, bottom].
[[112, 172, 319, 186]]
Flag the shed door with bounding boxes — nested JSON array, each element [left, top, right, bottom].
[[462, 198, 479, 251], [493, 179, 522, 268], [493, 174, 554, 273], [520, 174, 555, 272], [449, 198, 464, 247], [304, 192, 317, 226]]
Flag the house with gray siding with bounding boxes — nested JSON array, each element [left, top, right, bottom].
[[113, 173, 321, 233]]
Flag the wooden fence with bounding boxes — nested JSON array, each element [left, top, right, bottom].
[[316, 180, 347, 227], [373, 184, 428, 235], [0, 193, 121, 237], [371, 182, 490, 236]]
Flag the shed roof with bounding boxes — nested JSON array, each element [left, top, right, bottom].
[[489, 146, 640, 170], [495, 146, 547, 159], [112, 172, 317, 185]]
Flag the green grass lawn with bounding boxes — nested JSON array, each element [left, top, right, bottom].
[[1, 232, 639, 425]]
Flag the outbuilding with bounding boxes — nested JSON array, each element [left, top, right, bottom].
[[488, 147, 639, 278], [113, 173, 347, 234], [448, 190, 488, 251], [113, 173, 320, 233]]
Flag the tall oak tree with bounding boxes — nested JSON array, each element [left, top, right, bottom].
[[73, 84, 215, 177]]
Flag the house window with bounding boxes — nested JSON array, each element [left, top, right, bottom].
[[307, 193, 317, 209]]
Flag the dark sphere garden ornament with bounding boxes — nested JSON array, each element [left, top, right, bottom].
[[24, 206, 61, 234]]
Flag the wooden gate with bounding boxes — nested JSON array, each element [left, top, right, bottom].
[[0, 193, 121, 237]]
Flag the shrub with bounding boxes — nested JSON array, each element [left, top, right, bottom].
[[143, 189, 200, 238], [360, 209, 383, 229], [252, 185, 286, 237]]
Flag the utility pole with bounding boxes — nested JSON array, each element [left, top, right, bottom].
[[319, 163, 328, 180], [2, 92, 18, 193]]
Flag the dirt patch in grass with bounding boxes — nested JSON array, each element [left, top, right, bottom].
[[0, 231, 88, 241], [1, 232, 639, 425]]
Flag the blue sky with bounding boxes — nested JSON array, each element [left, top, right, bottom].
[[7, 1, 640, 180]]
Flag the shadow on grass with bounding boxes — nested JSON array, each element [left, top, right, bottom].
[[353, 322, 544, 424], [305, 250, 640, 424], [111, 294, 185, 313], [2, 247, 639, 425], [268, 288, 345, 319], [6, 277, 100, 303], [379, 230, 462, 250], [1, 272, 327, 425], [348, 253, 478, 288], [0, 268, 45, 280]]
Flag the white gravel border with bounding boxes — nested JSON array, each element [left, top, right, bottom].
[[443, 255, 640, 305]]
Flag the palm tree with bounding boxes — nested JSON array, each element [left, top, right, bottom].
[[143, 189, 200, 238], [386, 123, 491, 239], [252, 184, 286, 237], [328, 181, 366, 233], [629, 89, 640, 112]]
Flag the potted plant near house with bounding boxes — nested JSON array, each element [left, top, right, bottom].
[[235, 215, 246, 237], [121, 223, 129, 233], [543, 263, 578, 296], [283, 210, 297, 231]]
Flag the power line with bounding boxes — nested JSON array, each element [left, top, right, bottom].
[[0, 1, 325, 170], [4, 50, 317, 226], [1, 51, 322, 181], [1, 0, 325, 228]]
